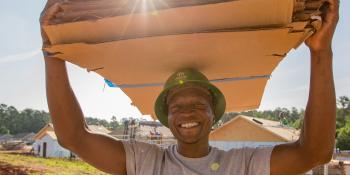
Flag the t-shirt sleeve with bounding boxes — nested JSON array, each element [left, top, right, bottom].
[[244, 146, 275, 175], [122, 140, 162, 175]]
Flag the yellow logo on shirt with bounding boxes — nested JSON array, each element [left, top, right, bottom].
[[210, 162, 220, 171]]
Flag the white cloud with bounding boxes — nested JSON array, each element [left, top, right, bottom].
[[0, 49, 41, 64]]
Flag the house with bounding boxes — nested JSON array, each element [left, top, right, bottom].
[[0, 133, 35, 151], [33, 123, 70, 158], [13, 133, 35, 144], [137, 121, 176, 147], [137, 121, 174, 139], [108, 120, 176, 147], [33, 123, 111, 158], [0, 133, 35, 144], [0, 134, 13, 144], [209, 115, 299, 150]]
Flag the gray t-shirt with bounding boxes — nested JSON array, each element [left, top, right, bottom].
[[122, 140, 274, 175]]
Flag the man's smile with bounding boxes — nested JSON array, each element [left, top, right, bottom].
[[179, 122, 199, 128]]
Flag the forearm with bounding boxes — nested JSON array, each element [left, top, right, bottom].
[[45, 56, 127, 175], [301, 49, 336, 162], [45, 56, 87, 147]]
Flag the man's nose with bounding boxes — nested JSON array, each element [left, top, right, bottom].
[[179, 106, 196, 117]]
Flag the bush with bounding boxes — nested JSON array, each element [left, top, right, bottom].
[[336, 119, 350, 150]]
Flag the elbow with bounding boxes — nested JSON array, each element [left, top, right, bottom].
[[57, 138, 73, 150], [306, 147, 333, 166], [298, 140, 334, 167], [56, 129, 87, 151], [316, 150, 333, 165]]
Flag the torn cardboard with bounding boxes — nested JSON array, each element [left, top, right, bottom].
[[45, 28, 313, 118], [45, 28, 310, 85], [122, 78, 269, 117]]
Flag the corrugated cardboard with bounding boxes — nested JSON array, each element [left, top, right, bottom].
[[54, 0, 323, 23], [44, 0, 294, 44], [56, 0, 234, 22], [45, 27, 313, 118], [45, 28, 311, 85]]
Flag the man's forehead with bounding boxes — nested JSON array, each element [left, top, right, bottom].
[[166, 84, 212, 104]]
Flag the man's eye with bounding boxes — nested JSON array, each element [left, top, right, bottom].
[[194, 104, 207, 109], [170, 106, 180, 113]]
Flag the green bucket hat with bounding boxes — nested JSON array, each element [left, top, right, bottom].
[[154, 68, 226, 127]]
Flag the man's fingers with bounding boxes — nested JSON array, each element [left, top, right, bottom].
[[44, 0, 61, 10], [327, 0, 340, 6], [318, 0, 339, 24], [41, 3, 62, 25], [325, 0, 340, 12]]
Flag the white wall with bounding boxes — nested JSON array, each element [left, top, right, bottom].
[[210, 141, 285, 151], [33, 135, 71, 158]]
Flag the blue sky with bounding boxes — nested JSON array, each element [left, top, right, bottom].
[[0, 1, 349, 121]]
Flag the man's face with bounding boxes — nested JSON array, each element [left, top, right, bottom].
[[167, 86, 214, 144]]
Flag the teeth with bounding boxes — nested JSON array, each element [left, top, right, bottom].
[[180, 122, 199, 128]]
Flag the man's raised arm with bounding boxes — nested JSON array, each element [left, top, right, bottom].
[[270, 0, 339, 174], [41, 2, 126, 174]]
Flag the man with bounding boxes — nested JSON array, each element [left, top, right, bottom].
[[40, 0, 339, 174]]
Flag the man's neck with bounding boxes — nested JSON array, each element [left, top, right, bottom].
[[176, 139, 210, 158]]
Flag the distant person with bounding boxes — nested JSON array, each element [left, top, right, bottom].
[[40, 0, 339, 174]]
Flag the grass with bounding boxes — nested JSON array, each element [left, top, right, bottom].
[[0, 152, 109, 175]]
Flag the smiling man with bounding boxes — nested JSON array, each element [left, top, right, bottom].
[[119, 69, 275, 175], [41, 0, 339, 174]]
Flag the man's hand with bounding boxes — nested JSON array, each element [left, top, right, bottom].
[[40, 0, 62, 48], [305, 0, 340, 52]]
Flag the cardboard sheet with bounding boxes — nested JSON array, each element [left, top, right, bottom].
[[122, 78, 269, 118], [45, 0, 294, 44], [56, 0, 234, 22], [45, 28, 311, 85], [54, 0, 323, 22]]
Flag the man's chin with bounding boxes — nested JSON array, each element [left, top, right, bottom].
[[175, 132, 202, 144], [177, 136, 201, 144], [170, 126, 204, 144]]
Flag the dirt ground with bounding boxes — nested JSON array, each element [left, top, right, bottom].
[[0, 161, 42, 175], [0, 151, 107, 175]]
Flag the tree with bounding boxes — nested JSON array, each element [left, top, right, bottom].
[[336, 119, 350, 150], [338, 96, 350, 111], [85, 117, 110, 128], [0, 126, 9, 135], [0, 104, 50, 134], [292, 118, 304, 130], [336, 96, 350, 128], [0, 105, 20, 134], [110, 116, 120, 130]]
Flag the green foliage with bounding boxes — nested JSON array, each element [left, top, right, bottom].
[[0, 104, 51, 135], [110, 116, 120, 130], [0, 126, 9, 134], [85, 117, 110, 128], [292, 118, 304, 130], [84, 116, 122, 131], [336, 96, 350, 150], [0, 103, 123, 135], [336, 119, 350, 150], [336, 96, 350, 128]]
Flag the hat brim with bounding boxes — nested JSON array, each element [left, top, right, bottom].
[[154, 80, 226, 127]]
